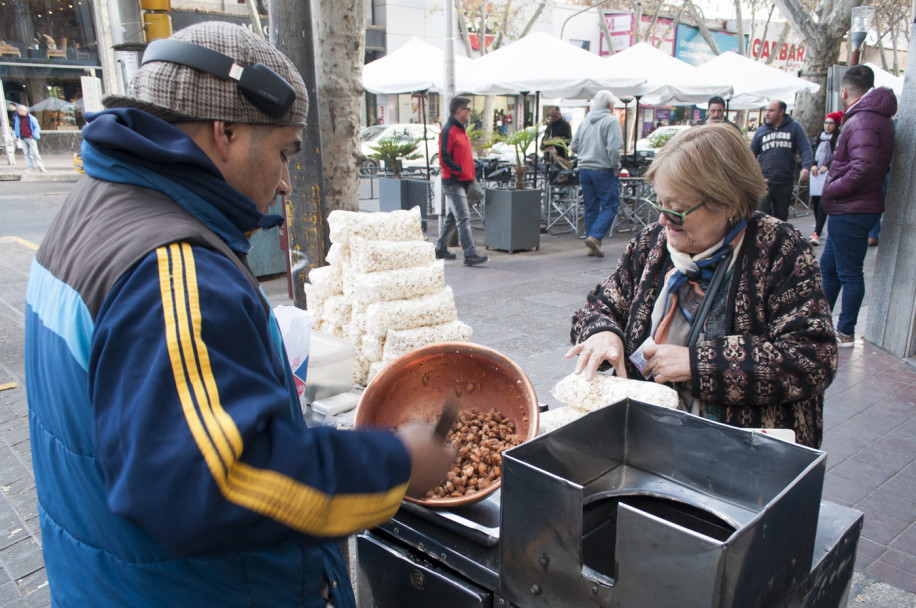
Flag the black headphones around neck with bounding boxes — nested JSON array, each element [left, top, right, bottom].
[[141, 38, 296, 119]]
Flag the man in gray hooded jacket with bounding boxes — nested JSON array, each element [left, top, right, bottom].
[[570, 90, 623, 258]]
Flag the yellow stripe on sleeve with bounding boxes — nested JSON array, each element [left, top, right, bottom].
[[156, 244, 407, 537]]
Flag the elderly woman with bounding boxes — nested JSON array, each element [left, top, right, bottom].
[[567, 123, 837, 448]]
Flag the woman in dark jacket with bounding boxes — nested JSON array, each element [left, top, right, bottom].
[[567, 124, 837, 448], [808, 111, 842, 246]]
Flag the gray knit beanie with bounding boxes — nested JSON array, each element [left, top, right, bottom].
[[103, 21, 308, 126]]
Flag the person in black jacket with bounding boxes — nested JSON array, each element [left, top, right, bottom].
[[749, 100, 814, 221], [542, 107, 572, 159], [694, 96, 740, 131]]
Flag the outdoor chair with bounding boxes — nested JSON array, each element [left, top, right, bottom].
[[545, 164, 582, 235], [47, 38, 67, 59], [0, 43, 21, 58]]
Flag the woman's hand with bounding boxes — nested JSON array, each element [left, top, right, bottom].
[[642, 343, 691, 384], [819, 165, 829, 175], [810, 165, 819, 177], [565, 331, 627, 381]]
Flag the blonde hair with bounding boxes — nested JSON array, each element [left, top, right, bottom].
[[645, 123, 767, 220]]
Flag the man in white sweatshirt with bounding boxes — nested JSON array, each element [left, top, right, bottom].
[[570, 90, 623, 258]]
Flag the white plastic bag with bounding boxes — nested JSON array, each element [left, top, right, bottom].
[[273, 305, 313, 398]]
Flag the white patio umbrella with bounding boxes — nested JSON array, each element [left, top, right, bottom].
[[865, 62, 903, 99], [29, 96, 74, 112], [601, 42, 733, 106], [695, 51, 820, 109], [362, 37, 474, 95], [459, 32, 645, 99]]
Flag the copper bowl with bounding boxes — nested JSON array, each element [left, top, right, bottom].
[[355, 342, 539, 508]]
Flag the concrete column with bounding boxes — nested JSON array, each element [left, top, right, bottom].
[[864, 9, 916, 359]]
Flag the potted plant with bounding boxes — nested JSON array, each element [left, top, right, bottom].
[[483, 126, 569, 253], [370, 135, 430, 222]]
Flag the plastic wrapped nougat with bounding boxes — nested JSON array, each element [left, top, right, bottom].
[[328, 207, 424, 245], [364, 288, 457, 337], [352, 261, 445, 304], [382, 320, 473, 361]]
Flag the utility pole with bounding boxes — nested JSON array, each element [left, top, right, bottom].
[[445, 0, 456, 101], [269, 0, 329, 308]]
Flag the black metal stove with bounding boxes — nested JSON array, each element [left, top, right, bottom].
[[358, 400, 862, 608]]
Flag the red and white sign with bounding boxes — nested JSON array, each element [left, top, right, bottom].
[[601, 13, 676, 56], [750, 38, 806, 72]]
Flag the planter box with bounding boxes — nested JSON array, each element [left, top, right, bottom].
[[484, 187, 540, 253], [378, 177, 429, 223]]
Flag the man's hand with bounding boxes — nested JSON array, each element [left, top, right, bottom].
[[799, 168, 810, 183], [395, 422, 457, 498], [566, 331, 628, 380], [641, 343, 691, 384]]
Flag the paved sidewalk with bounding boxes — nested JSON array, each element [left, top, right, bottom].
[[0, 154, 81, 184], [263, 202, 916, 605], [0, 194, 912, 606]]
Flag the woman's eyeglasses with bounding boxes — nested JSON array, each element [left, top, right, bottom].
[[646, 199, 707, 226]]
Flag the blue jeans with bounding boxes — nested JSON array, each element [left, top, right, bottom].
[[580, 168, 619, 242], [21, 137, 44, 171], [437, 182, 478, 258], [820, 213, 881, 335]]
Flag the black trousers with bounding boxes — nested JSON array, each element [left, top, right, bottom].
[[757, 180, 794, 221]]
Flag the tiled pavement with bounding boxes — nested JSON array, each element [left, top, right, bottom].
[[0, 166, 913, 605]]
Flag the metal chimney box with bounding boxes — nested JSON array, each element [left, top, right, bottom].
[[500, 399, 826, 608]]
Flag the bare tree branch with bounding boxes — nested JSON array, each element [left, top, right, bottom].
[[479, 0, 488, 55], [754, 5, 775, 61], [454, 0, 474, 56], [519, 0, 548, 38], [734, 0, 746, 56], [629, 0, 643, 42], [655, 3, 687, 50], [764, 24, 789, 66], [597, 4, 616, 55], [685, 0, 721, 55], [493, 0, 514, 50]]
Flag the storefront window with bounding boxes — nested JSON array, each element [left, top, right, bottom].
[[1, 0, 101, 131]]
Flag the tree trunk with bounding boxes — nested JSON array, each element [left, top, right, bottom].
[[493, 0, 513, 50], [314, 0, 365, 213], [246, 0, 264, 37], [734, 0, 746, 55], [519, 0, 547, 37], [629, 0, 643, 42], [597, 5, 616, 55], [773, 0, 860, 139], [270, 0, 328, 307], [763, 26, 789, 66], [686, 0, 721, 55], [479, 0, 488, 55], [754, 6, 775, 61], [454, 0, 474, 56], [656, 3, 686, 50]]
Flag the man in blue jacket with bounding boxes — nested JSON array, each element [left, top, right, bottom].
[[24, 21, 454, 607], [12, 105, 46, 172], [820, 65, 897, 348], [750, 99, 813, 220]]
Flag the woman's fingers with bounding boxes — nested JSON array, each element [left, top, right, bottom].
[[567, 332, 627, 380]]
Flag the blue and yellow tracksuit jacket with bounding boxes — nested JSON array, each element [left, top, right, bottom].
[[24, 109, 410, 607]]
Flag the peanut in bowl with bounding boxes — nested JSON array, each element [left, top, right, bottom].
[[354, 342, 539, 508]]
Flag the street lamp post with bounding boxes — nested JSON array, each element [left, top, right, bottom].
[[849, 6, 875, 67]]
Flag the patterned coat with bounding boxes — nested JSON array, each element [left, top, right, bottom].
[[571, 213, 837, 448]]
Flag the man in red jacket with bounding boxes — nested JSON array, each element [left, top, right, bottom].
[[435, 96, 488, 266], [820, 65, 897, 348]]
